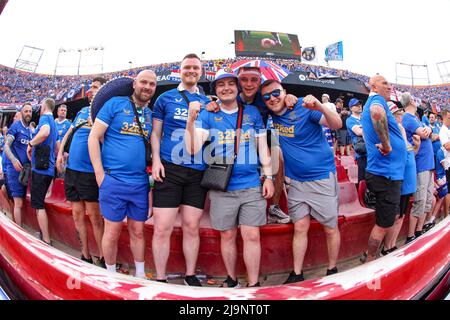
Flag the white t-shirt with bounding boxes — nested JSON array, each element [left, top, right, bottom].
[[439, 125, 450, 170], [323, 102, 337, 112]]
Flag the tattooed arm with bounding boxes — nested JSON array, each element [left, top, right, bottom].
[[4, 135, 22, 172], [369, 104, 391, 156]]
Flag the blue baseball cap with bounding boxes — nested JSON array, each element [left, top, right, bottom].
[[349, 98, 362, 108], [210, 68, 238, 95]]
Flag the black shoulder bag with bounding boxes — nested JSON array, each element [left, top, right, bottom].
[[200, 105, 244, 191], [63, 121, 88, 154], [354, 135, 367, 156], [129, 98, 152, 166]]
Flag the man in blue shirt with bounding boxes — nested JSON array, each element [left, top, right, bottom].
[[27, 98, 58, 245], [185, 69, 274, 287], [89, 70, 156, 279], [360, 75, 407, 263], [54, 104, 72, 146], [261, 79, 342, 283], [57, 76, 107, 267], [151, 54, 210, 286], [4, 104, 32, 227], [401, 92, 435, 243], [206, 66, 297, 224], [428, 113, 441, 161], [346, 98, 366, 183]]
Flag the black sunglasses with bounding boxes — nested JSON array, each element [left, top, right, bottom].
[[262, 89, 282, 101]]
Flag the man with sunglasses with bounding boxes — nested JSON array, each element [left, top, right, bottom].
[[260, 80, 342, 283], [207, 67, 296, 224]]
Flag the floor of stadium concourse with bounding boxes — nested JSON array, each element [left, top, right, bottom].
[[16, 224, 371, 287], [19, 217, 443, 288]]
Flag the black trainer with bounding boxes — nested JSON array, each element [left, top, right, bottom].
[[156, 279, 168, 283], [98, 257, 106, 269], [220, 276, 241, 288], [80, 254, 93, 264], [283, 271, 304, 284], [423, 222, 435, 232], [415, 230, 423, 238], [246, 282, 261, 287], [360, 252, 368, 264], [405, 235, 416, 244], [326, 267, 338, 276], [184, 275, 202, 287]]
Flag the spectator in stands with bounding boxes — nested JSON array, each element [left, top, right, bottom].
[[438, 108, 450, 219], [57, 76, 107, 267], [401, 92, 435, 244], [27, 98, 58, 245], [428, 113, 441, 162], [335, 98, 352, 156], [54, 104, 72, 148], [421, 109, 430, 126], [430, 147, 449, 227], [346, 98, 366, 183], [185, 69, 274, 287], [360, 75, 407, 263], [151, 54, 210, 286], [321, 94, 337, 153], [4, 106, 32, 226], [261, 80, 342, 282], [383, 102, 419, 254], [88, 70, 156, 278]]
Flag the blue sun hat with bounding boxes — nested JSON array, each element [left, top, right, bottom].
[[210, 68, 238, 95]]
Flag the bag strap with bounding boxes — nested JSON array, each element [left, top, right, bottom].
[[233, 104, 245, 158], [129, 97, 150, 149], [179, 90, 190, 106]]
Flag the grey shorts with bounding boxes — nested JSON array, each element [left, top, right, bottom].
[[411, 170, 434, 217], [209, 186, 267, 231], [288, 172, 339, 228]]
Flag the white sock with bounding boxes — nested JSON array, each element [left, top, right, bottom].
[[135, 261, 145, 278], [106, 263, 116, 273], [428, 216, 435, 223]]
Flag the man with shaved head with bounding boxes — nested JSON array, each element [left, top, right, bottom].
[[89, 70, 156, 278], [57, 76, 106, 267], [360, 75, 407, 262]]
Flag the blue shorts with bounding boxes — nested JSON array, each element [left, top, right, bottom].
[[437, 185, 448, 199], [6, 167, 26, 198], [99, 174, 150, 222]]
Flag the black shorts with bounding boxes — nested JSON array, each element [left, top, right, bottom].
[[336, 129, 351, 146], [365, 172, 402, 228], [152, 160, 207, 209], [356, 156, 367, 183], [399, 194, 412, 218], [64, 168, 99, 202], [30, 171, 53, 209]]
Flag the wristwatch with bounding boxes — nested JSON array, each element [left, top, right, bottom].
[[264, 175, 273, 180]]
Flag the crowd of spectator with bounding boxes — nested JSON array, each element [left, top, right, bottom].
[[1, 57, 449, 110]]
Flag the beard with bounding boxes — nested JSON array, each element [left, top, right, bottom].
[[23, 115, 32, 125], [134, 90, 152, 105]]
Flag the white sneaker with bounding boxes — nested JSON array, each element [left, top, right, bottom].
[[268, 205, 291, 224]]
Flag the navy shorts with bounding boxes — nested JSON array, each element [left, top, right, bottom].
[[99, 174, 150, 222], [6, 167, 26, 198]]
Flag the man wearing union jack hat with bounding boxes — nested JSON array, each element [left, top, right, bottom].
[[207, 66, 297, 225]]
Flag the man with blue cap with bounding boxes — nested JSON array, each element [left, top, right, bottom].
[[185, 68, 274, 287], [346, 98, 366, 183]]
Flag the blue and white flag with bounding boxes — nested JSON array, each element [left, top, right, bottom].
[[325, 41, 343, 61]]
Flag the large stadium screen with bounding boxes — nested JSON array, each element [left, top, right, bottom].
[[234, 30, 301, 60]]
